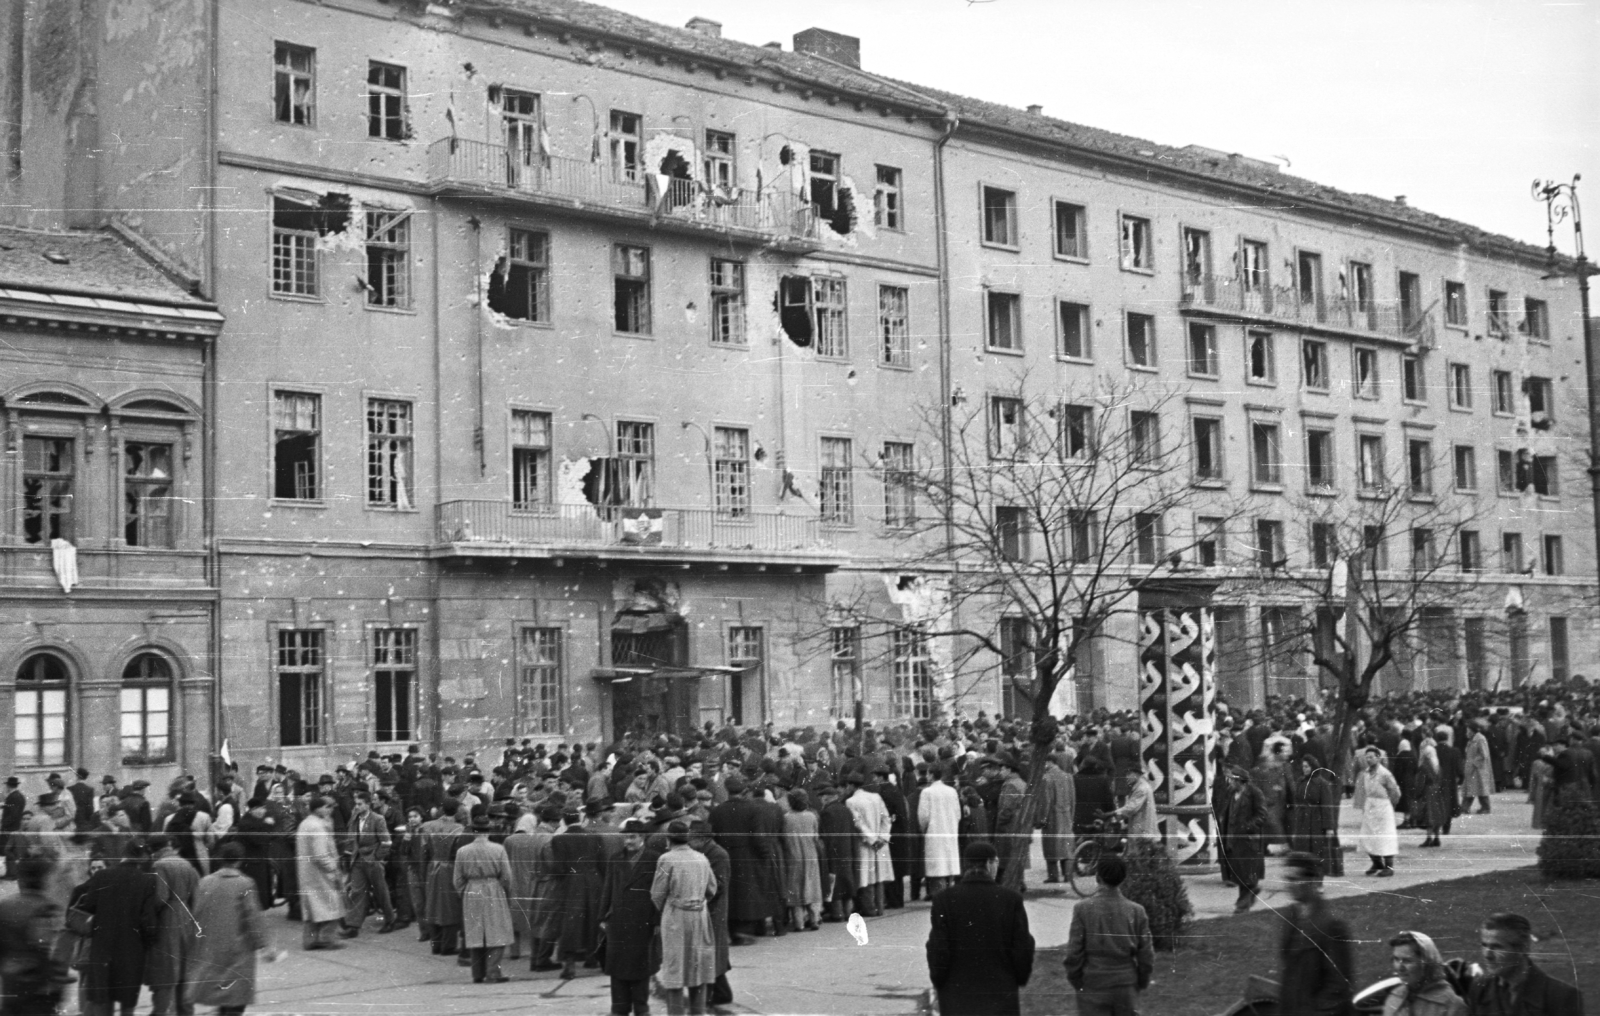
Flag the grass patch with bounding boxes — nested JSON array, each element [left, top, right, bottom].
[[1024, 867, 1596, 1016]]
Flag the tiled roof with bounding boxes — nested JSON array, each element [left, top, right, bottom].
[[0, 226, 212, 308], [476, 0, 1557, 265]]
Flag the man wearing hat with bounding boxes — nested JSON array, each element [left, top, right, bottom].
[[707, 775, 784, 943], [599, 819, 662, 1015], [453, 814, 514, 983], [926, 840, 1035, 1015], [987, 752, 1031, 891], [121, 780, 153, 835], [1, 777, 24, 879], [550, 807, 605, 979], [68, 769, 96, 833], [1217, 765, 1267, 913], [845, 771, 892, 918]]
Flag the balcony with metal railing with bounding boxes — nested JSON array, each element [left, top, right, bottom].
[[435, 500, 846, 568], [426, 139, 821, 249], [1179, 272, 1435, 346]]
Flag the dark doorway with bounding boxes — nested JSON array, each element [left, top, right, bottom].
[[610, 621, 697, 738]]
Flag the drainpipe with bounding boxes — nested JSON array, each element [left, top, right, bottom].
[[933, 112, 959, 554], [469, 216, 486, 476], [430, 200, 446, 754], [205, 0, 223, 785]]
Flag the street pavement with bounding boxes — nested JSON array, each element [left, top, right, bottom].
[[53, 789, 1543, 1015]]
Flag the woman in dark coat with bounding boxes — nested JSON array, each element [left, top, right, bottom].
[[877, 770, 912, 909], [1217, 766, 1267, 914], [815, 784, 858, 922], [70, 842, 160, 1016], [231, 798, 279, 909], [599, 822, 662, 1016], [1288, 756, 1343, 876]]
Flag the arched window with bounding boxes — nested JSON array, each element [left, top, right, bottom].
[[15, 654, 69, 767], [121, 653, 173, 763]]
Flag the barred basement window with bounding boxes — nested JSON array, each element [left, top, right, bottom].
[[879, 285, 910, 366], [121, 653, 173, 762], [277, 629, 323, 747], [366, 399, 414, 508], [518, 627, 563, 736], [819, 437, 854, 525], [273, 391, 320, 501], [373, 628, 416, 742], [365, 210, 411, 309], [891, 628, 933, 720], [710, 259, 746, 345]]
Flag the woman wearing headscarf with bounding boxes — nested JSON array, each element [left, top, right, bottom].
[[1354, 747, 1401, 877], [1381, 930, 1466, 1016]]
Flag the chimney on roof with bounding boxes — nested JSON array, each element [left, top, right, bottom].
[[1394, 195, 1408, 206], [1026, 104, 1043, 116], [685, 17, 721, 38], [793, 27, 860, 68], [763, 41, 782, 50]]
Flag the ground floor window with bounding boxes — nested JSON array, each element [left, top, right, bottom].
[[519, 627, 563, 735], [373, 628, 416, 742], [16, 653, 69, 767], [891, 628, 933, 720], [121, 653, 173, 762], [277, 629, 324, 747]]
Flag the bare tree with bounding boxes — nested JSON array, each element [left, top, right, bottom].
[[808, 374, 1245, 887]]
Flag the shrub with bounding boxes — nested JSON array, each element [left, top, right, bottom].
[[1538, 785, 1600, 880], [1122, 840, 1194, 950]]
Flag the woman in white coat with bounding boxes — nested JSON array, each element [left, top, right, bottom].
[[917, 766, 961, 896], [1354, 747, 1401, 877]]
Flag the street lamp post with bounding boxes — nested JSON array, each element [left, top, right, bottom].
[[1533, 176, 1600, 579]]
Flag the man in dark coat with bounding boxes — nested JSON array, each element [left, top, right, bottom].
[[599, 821, 661, 1016], [232, 797, 278, 909], [70, 841, 161, 1016], [1289, 756, 1343, 877], [550, 809, 604, 979], [1278, 853, 1354, 1016], [816, 783, 858, 923], [1073, 757, 1115, 834], [1218, 765, 1267, 912], [68, 769, 96, 833], [925, 841, 1034, 1016], [707, 776, 781, 944], [1, 776, 26, 879], [1466, 910, 1584, 1015], [877, 768, 912, 909], [1433, 728, 1464, 835], [689, 819, 734, 1007], [0, 856, 66, 1012]]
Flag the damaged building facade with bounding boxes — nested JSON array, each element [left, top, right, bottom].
[[1, 0, 1594, 776]]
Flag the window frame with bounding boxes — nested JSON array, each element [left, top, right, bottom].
[[819, 436, 855, 527], [1305, 427, 1335, 491], [812, 274, 849, 359], [984, 288, 1023, 354], [275, 627, 326, 748], [1402, 354, 1424, 404], [269, 194, 321, 300], [122, 439, 177, 549], [370, 626, 418, 744], [119, 652, 175, 765], [1056, 300, 1092, 361], [703, 130, 737, 191], [878, 284, 911, 368], [1132, 511, 1164, 566], [365, 396, 416, 510], [1542, 535, 1564, 576], [1119, 212, 1154, 273], [709, 257, 747, 347], [880, 441, 916, 529], [988, 396, 1025, 460], [1444, 280, 1468, 328], [1448, 362, 1473, 411], [510, 408, 554, 511], [1052, 199, 1088, 261], [273, 42, 316, 127], [1195, 514, 1226, 567], [980, 184, 1019, 249], [1352, 346, 1380, 400], [874, 165, 903, 231], [1129, 410, 1161, 469], [1124, 312, 1156, 370], [21, 433, 77, 545], [1250, 420, 1284, 489], [1458, 530, 1483, 573], [1301, 338, 1330, 392], [365, 60, 409, 141], [15, 652, 71, 768], [1357, 432, 1387, 493], [1522, 297, 1549, 342], [363, 208, 412, 311], [1246, 329, 1276, 386], [1255, 518, 1285, 569], [1407, 437, 1434, 498], [517, 625, 565, 736], [1491, 370, 1515, 415], [1190, 415, 1225, 484], [612, 243, 653, 336], [1453, 444, 1478, 493], [1186, 322, 1219, 378], [498, 226, 552, 325], [712, 425, 751, 520], [890, 627, 934, 721], [272, 389, 323, 504]]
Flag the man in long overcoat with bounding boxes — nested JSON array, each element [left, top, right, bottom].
[[521, 803, 564, 971], [186, 843, 268, 1014], [988, 753, 1031, 887], [420, 799, 465, 956], [688, 819, 733, 1006], [599, 820, 662, 1016], [708, 776, 782, 943], [70, 842, 161, 1015], [917, 766, 961, 896], [1218, 766, 1267, 913], [925, 841, 1035, 1016], [1035, 755, 1076, 884], [295, 797, 345, 950], [147, 835, 201, 1016], [1462, 722, 1496, 814], [452, 815, 514, 984], [550, 809, 605, 978], [877, 768, 912, 909], [845, 773, 892, 917]]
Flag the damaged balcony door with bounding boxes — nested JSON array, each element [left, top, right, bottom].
[[502, 89, 541, 190]]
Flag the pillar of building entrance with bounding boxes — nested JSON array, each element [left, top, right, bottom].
[[1135, 579, 1220, 870]]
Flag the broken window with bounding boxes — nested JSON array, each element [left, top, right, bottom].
[[1487, 289, 1509, 337], [1061, 404, 1093, 462], [366, 399, 414, 509], [1353, 347, 1379, 399], [1297, 251, 1322, 314], [489, 228, 550, 323], [273, 391, 321, 501], [813, 276, 847, 357], [22, 437, 74, 544], [1302, 339, 1328, 390], [704, 130, 736, 191], [1532, 455, 1558, 497], [367, 62, 408, 140], [1350, 262, 1374, 313], [271, 196, 320, 297], [989, 397, 1023, 459], [881, 441, 915, 527], [1192, 417, 1222, 480], [1058, 302, 1090, 360], [1492, 370, 1514, 414], [1239, 239, 1268, 292], [610, 110, 642, 182], [879, 285, 910, 366], [123, 442, 174, 547], [1248, 330, 1275, 383], [365, 210, 410, 309], [1130, 411, 1160, 467], [710, 258, 746, 345], [874, 165, 901, 230], [1120, 215, 1151, 270], [1057, 202, 1087, 260], [613, 245, 651, 334], [809, 151, 839, 219], [511, 410, 551, 510], [1125, 312, 1155, 367], [819, 437, 854, 525], [274, 42, 315, 126], [502, 89, 542, 187], [585, 422, 655, 511], [986, 291, 1021, 351], [1181, 227, 1210, 291], [982, 187, 1017, 246], [1525, 376, 1553, 428], [779, 275, 813, 346], [713, 427, 749, 519]]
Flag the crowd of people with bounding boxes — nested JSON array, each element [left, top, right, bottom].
[[0, 677, 1592, 1015]]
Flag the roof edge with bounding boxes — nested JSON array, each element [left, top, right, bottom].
[[106, 219, 211, 302]]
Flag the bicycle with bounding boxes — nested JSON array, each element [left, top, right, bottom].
[[1068, 813, 1128, 897]]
